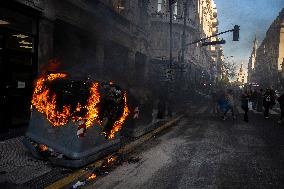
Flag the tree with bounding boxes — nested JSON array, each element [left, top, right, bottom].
[[218, 61, 237, 87], [222, 61, 237, 80]]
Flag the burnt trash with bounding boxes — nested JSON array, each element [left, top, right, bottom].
[[23, 73, 129, 168]]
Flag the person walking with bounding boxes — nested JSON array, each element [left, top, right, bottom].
[[256, 88, 264, 112], [241, 90, 250, 122], [263, 88, 273, 119], [251, 89, 258, 110], [223, 89, 236, 120], [210, 89, 218, 114]]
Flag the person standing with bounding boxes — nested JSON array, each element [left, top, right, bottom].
[[251, 89, 258, 110], [223, 89, 236, 120], [263, 88, 273, 119], [241, 90, 250, 122], [256, 88, 263, 112]]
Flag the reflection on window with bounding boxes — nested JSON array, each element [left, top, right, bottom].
[[0, 19, 10, 25], [112, 0, 126, 14], [157, 0, 162, 12], [173, 2, 178, 20], [10, 55, 32, 66], [6, 33, 34, 52]]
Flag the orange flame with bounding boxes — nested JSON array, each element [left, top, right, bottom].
[[39, 144, 48, 151], [32, 73, 70, 126], [87, 173, 97, 180], [31, 73, 129, 139], [85, 83, 101, 128], [107, 92, 130, 139], [107, 156, 117, 164]]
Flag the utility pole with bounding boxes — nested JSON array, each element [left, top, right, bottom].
[[169, 0, 173, 68], [181, 0, 188, 64]]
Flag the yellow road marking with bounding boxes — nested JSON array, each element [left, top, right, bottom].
[[44, 115, 184, 189]]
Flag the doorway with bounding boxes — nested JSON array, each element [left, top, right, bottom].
[[0, 5, 39, 133]]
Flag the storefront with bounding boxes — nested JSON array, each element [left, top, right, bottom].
[[0, 3, 40, 132]]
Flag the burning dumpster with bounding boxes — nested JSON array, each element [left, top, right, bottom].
[[23, 73, 129, 168]]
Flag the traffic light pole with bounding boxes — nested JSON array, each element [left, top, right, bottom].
[[185, 26, 239, 47], [169, 1, 173, 68], [181, 0, 188, 64]]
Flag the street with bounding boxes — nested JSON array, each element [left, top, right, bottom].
[[84, 104, 284, 189]]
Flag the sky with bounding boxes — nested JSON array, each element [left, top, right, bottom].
[[215, 0, 284, 69]]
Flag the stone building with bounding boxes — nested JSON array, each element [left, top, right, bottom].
[[252, 8, 284, 89], [237, 63, 247, 85], [148, 0, 220, 93], [0, 0, 151, 130], [247, 36, 257, 83]]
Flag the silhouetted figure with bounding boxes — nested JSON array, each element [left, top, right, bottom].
[[263, 89, 274, 119], [241, 90, 250, 122], [256, 88, 263, 112]]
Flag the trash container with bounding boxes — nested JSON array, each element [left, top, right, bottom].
[[122, 90, 164, 138], [23, 73, 129, 168]]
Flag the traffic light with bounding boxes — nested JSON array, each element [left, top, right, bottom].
[[233, 25, 240, 41], [201, 39, 226, 46]]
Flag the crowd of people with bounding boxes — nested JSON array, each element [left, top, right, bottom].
[[211, 87, 284, 124]]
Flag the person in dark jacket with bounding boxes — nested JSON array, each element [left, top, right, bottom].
[[251, 89, 258, 110], [263, 88, 274, 119], [277, 92, 284, 124], [241, 90, 250, 122], [256, 88, 263, 112]]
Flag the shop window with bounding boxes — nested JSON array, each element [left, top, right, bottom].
[[6, 33, 34, 52], [173, 2, 178, 20], [0, 7, 36, 34], [9, 54, 32, 66], [157, 0, 163, 13], [112, 0, 126, 14]]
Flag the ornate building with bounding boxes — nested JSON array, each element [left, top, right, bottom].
[[247, 36, 257, 83], [0, 0, 151, 130], [148, 0, 221, 92], [253, 8, 284, 88], [237, 63, 247, 85]]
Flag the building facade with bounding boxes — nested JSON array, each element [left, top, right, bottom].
[[237, 63, 247, 85], [247, 36, 257, 83], [0, 0, 151, 131], [252, 8, 284, 89], [148, 0, 220, 94]]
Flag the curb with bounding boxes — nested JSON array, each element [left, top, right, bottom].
[[44, 114, 184, 189]]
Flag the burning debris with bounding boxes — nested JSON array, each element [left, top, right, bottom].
[[71, 154, 141, 189], [31, 73, 129, 140]]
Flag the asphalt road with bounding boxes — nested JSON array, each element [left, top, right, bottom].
[[85, 105, 284, 189]]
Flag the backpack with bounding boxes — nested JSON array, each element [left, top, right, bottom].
[[265, 95, 271, 102]]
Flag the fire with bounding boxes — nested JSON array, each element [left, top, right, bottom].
[[107, 92, 130, 139], [31, 73, 129, 139], [32, 73, 71, 126], [39, 144, 48, 151], [87, 173, 97, 180], [107, 156, 117, 164], [85, 83, 101, 128]]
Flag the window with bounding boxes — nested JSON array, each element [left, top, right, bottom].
[[173, 2, 178, 20], [113, 0, 126, 14], [157, 0, 163, 12]]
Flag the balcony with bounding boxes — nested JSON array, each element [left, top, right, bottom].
[[212, 18, 218, 27]]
